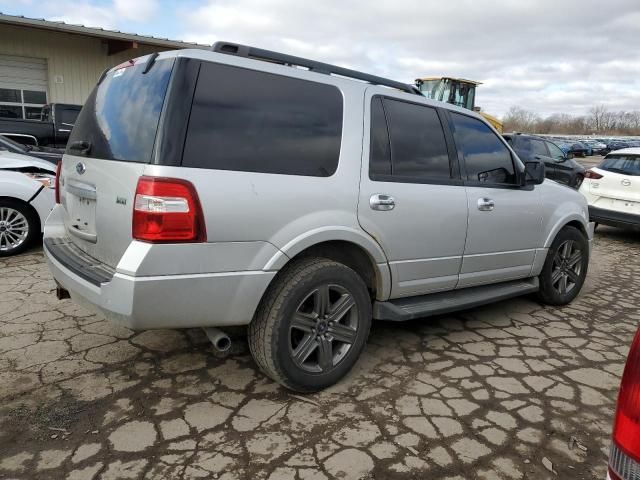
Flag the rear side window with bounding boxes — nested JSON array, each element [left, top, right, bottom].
[[369, 97, 451, 181], [450, 112, 517, 185], [182, 62, 343, 177], [68, 58, 174, 162], [600, 155, 640, 176], [369, 97, 391, 176]]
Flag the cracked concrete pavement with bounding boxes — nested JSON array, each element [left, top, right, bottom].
[[0, 225, 638, 479]]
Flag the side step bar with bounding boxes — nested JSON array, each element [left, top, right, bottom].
[[373, 277, 539, 321]]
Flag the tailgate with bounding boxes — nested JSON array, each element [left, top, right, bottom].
[[59, 54, 175, 269], [59, 155, 145, 268]]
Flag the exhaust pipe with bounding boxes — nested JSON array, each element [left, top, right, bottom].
[[203, 327, 231, 353]]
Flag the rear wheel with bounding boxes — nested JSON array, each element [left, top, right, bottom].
[[537, 226, 589, 305], [0, 199, 39, 257], [248, 257, 371, 392]]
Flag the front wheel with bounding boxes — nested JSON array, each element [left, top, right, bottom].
[[537, 226, 589, 305], [0, 199, 39, 257], [248, 257, 372, 392]]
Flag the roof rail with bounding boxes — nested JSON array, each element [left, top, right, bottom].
[[212, 41, 422, 96]]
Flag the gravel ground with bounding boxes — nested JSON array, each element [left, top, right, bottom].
[[0, 224, 638, 480]]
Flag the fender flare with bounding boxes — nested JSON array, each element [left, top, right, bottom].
[[264, 226, 392, 300]]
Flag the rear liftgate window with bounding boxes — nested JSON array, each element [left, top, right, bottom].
[[67, 58, 175, 162], [182, 62, 343, 176]]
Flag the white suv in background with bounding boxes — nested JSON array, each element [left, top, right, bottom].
[[45, 43, 593, 392], [580, 148, 640, 231]]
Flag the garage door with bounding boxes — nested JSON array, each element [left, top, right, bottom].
[[0, 54, 48, 120]]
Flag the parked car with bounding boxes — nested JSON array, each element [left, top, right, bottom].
[[607, 140, 631, 152], [606, 325, 640, 480], [581, 139, 609, 155], [0, 134, 63, 164], [44, 44, 593, 392], [504, 133, 585, 188], [0, 103, 81, 148], [569, 141, 590, 157], [0, 150, 56, 256], [580, 148, 640, 230]]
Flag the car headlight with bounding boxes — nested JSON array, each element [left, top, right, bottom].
[[23, 172, 55, 188]]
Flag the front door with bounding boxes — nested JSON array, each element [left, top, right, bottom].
[[357, 91, 468, 298], [447, 111, 543, 288]]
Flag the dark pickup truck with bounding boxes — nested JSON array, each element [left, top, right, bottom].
[[0, 103, 81, 148]]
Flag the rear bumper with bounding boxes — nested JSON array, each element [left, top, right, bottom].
[[589, 206, 640, 230], [44, 238, 276, 330]]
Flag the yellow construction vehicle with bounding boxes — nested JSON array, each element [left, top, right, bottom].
[[415, 77, 503, 133]]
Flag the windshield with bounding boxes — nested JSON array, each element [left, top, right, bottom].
[[0, 134, 28, 153], [600, 155, 640, 176], [67, 57, 174, 162]]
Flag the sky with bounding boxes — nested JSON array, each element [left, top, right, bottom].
[[1, 0, 639, 118]]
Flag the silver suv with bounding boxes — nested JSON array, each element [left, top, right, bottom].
[[44, 43, 594, 392]]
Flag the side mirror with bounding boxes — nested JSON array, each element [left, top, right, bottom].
[[524, 161, 545, 186], [567, 152, 575, 159]]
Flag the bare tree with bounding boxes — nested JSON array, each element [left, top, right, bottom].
[[501, 105, 640, 136]]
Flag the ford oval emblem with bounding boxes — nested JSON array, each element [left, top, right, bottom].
[[76, 162, 86, 175]]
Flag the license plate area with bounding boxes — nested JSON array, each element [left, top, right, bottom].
[[614, 199, 640, 213], [66, 181, 97, 240]]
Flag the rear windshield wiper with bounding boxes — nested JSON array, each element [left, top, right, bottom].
[[68, 140, 92, 156]]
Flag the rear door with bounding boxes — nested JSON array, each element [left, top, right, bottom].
[[58, 55, 175, 267], [447, 111, 542, 288], [357, 91, 468, 298]]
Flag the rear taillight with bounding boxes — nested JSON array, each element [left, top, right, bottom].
[[132, 176, 206, 243], [585, 170, 604, 180], [610, 328, 640, 479], [55, 160, 62, 204]]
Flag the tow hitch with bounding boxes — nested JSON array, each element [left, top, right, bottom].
[[56, 283, 70, 300]]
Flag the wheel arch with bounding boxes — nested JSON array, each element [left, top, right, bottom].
[[264, 228, 392, 301], [0, 196, 41, 232], [543, 213, 590, 249]]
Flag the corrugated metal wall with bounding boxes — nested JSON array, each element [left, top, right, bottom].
[[0, 23, 172, 105]]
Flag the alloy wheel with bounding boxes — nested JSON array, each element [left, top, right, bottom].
[[551, 239, 583, 295], [289, 284, 359, 373], [0, 207, 29, 253]]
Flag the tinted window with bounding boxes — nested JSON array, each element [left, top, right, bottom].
[[67, 58, 174, 162], [600, 155, 640, 176], [513, 137, 548, 160], [450, 112, 516, 184], [182, 62, 343, 177], [59, 107, 80, 126], [369, 97, 391, 176], [546, 141, 565, 161], [383, 98, 450, 179]]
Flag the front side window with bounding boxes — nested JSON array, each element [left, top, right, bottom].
[[450, 112, 517, 185], [182, 62, 343, 177], [381, 98, 451, 180], [546, 141, 566, 161]]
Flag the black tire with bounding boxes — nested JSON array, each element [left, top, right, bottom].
[[248, 257, 372, 392], [0, 198, 39, 257], [537, 226, 589, 306]]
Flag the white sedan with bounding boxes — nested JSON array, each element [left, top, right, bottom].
[[0, 150, 56, 256], [580, 147, 640, 231]]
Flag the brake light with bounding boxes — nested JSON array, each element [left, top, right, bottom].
[[55, 160, 62, 204], [610, 328, 640, 479], [585, 170, 603, 180], [132, 176, 206, 243]]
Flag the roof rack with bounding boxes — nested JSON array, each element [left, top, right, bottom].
[[212, 41, 422, 96]]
